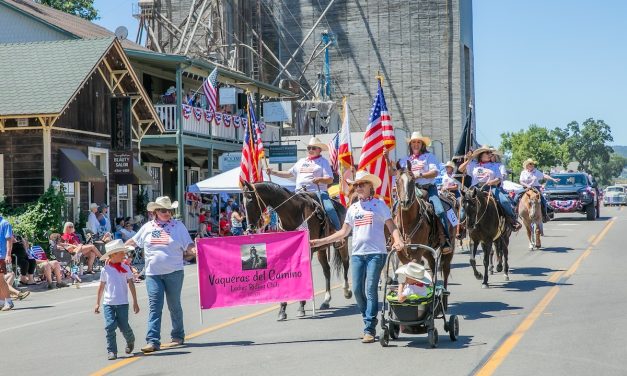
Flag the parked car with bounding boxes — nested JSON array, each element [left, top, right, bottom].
[[543, 172, 600, 220], [603, 185, 627, 206]]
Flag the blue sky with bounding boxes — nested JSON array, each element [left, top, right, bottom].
[[94, 0, 627, 146]]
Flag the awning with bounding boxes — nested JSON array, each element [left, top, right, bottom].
[[115, 159, 155, 185], [58, 148, 105, 183]]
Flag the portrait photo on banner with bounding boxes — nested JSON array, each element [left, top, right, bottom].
[[241, 243, 267, 271]]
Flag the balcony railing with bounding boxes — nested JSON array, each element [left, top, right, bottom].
[[155, 104, 280, 144]]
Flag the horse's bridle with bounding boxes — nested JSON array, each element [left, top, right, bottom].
[[464, 187, 496, 229]]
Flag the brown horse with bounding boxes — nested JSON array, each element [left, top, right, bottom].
[[518, 188, 542, 250], [242, 181, 351, 320], [394, 168, 456, 289]]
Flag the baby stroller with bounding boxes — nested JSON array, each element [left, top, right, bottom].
[[379, 244, 459, 348]]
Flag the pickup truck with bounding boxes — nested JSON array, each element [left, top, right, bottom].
[[543, 172, 600, 220]]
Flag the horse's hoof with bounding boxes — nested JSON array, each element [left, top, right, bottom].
[[319, 302, 330, 310], [489, 265, 494, 274], [496, 264, 503, 273], [277, 312, 287, 321], [344, 290, 353, 299], [481, 283, 489, 289], [474, 272, 483, 280], [297, 309, 306, 317], [504, 275, 510, 281]]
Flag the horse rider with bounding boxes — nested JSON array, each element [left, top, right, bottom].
[[387, 131, 453, 254], [439, 161, 461, 198], [267, 136, 341, 231], [459, 145, 522, 231], [517, 158, 558, 223]]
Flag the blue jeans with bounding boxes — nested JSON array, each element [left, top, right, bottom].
[[231, 227, 243, 236], [426, 185, 450, 241], [318, 191, 341, 231], [146, 270, 185, 347], [488, 186, 516, 220], [351, 253, 386, 335], [103, 304, 135, 354]]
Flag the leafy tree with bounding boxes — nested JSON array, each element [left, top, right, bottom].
[[36, 0, 99, 21], [500, 124, 565, 175], [588, 153, 626, 186], [554, 118, 614, 173]]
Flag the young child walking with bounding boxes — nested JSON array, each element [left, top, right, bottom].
[[95, 240, 140, 360]]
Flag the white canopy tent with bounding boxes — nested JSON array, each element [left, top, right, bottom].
[[187, 167, 296, 194]]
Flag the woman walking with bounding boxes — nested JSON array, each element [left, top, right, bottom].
[[125, 196, 196, 353], [310, 171, 404, 343]]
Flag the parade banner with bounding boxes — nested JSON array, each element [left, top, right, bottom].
[[197, 231, 313, 309]]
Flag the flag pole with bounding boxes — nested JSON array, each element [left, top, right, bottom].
[[246, 90, 271, 182], [456, 103, 472, 238]]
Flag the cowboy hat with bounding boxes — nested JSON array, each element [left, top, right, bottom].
[[100, 239, 134, 261], [522, 158, 538, 169], [346, 170, 382, 189], [395, 262, 433, 285], [147, 196, 179, 212], [444, 161, 456, 169], [306, 136, 328, 151], [490, 147, 503, 156], [406, 131, 432, 147], [471, 145, 493, 159]]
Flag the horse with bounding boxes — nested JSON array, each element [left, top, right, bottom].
[[394, 168, 456, 290], [462, 186, 511, 287], [518, 188, 543, 250], [242, 181, 351, 320]]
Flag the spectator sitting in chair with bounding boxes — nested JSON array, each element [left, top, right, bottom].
[[12, 235, 38, 286], [61, 222, 102, 274], [28, 240, 68, 289], [119, 221, 136, 242]]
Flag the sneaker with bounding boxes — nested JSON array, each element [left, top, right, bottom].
[[47, 283, 54, 290], [56, 281, 69, 288], [1, 302, 13, 311], [361, 333, 375, 343], [107, 352, 117, 360], [17, 291, 30, 300], [125, 342, 134, 354], [170, 338, 185, 346], [141, 343, 159, 353]]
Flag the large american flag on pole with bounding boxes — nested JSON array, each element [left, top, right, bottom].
[[202, 67, 218, 113], [328, 132, 340, 173], [357, 78, 393, 206], [239, 94, 264, 185], [338, 99, 354, 207]]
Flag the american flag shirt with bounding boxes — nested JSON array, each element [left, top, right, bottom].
[[345, 197, 391, 255], [131, 219, 193, 276], [399, 153, 439, 185], [288, 156, 333, 192], [466, 161, 502, 187]]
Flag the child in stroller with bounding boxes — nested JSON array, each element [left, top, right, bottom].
[[395, 262, 433, 303]]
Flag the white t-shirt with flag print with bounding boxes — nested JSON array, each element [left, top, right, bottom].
[[288, 156, 333, 192], [132, 220, 193, 276], [345, 198, 391, 255], [399, 153, 440, 185]]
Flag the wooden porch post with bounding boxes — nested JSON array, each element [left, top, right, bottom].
[[43, 127, 52, 189], [176, 65, 185, 218]]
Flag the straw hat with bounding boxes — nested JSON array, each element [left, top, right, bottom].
[[306, 136, 328, 151], [100, 239, 134, 261], [444, 161, 456, 169], [147, 196, 179, 212], [471, 145, 493, 159], [395, 262, 433, 285], [347, 170, 382, 189], [522, 158, 538, 169], [406, 131, 432, 147]]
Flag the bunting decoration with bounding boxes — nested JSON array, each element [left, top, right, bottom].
[[193, 107, 203, 121], [182, 104, 192, 120], [205, 109, 214, 123], [214, 112, 223, 126], [233, 116, 241, 128], [223, 114, 232, 127]]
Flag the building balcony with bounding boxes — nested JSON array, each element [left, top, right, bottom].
[[154, 104, 280, 144]]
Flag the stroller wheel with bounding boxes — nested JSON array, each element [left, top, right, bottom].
[[379, 328, 390, 347], [448, 315, 459, 341], [427, 328, 439, 348], [389, 323, 400, 340]]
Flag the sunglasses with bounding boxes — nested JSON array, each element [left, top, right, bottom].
[[354, 182, 370, 188], [306, 146, 320, 151], [155, 209, 171, 213]]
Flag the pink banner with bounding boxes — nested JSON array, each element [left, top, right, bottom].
[[197, 231, 314, 309]]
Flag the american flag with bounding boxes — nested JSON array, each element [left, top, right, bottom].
[[378, 80, 396, 150], [338, 100, 354, 207], [357, 78, 393, 206], [202, 67, 218, 113], [354, 212, 374, 226], [328, 132, 340, 173], [239, 94, 264, 185], [150, 229, 170, 245]]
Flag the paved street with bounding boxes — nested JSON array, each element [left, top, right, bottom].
[[2, 207, 626, 376]]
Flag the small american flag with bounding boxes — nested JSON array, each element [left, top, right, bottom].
[[328, 132, 339, 173], [358, 78, 393, 206], [150, 229, 170, 245], [354, 212, 374, 226], [202, 67, 218, 113]]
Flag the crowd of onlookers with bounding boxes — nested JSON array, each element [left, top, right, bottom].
[[196, 194, 248, 238]]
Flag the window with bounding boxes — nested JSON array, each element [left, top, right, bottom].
[[88, 147, 109, 206], [148, 165, 162, 200], [63, 182, 77, 222], [117, 184, 131, 217]]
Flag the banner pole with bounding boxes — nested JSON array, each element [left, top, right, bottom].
[[196, 238, 204, 325], [310, 236, 316, 318]]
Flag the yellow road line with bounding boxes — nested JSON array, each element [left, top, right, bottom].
[[91, 283, 343, 376], [475, 217, 615, 376]]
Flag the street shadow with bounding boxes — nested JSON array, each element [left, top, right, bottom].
[[447, 301, 523, 320], [404, 334, 474, 349], [450, 263, 469, 270], [10, 305, 54, 311], [301, 304, 359, 320], [147, 351, 191, 357], [537, 247, 573, 253], [498, 279, 570, 293], [187, 337, 357, 348], [513, 267, 563, 277]]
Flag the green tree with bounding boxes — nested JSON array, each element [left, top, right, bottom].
[[588, 153, 626, 186], [36, 0, 99, 21], [554, 118, 614, 173], [500, 124, 564, 176]]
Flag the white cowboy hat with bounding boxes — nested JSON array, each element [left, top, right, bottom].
[[395, 262, 433, 285], [444, 161, 456, 169], [522, 158, 538, 169], [471, 145, 493, 159], [100, 239, 134, 261], [346, 170, 382, 189], [147, 196, 179, 212], [306, 136, 328, 151], [406, 131, 432, 147], [490, 147, 503, 156]]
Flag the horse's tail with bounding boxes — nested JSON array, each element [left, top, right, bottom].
[[331, 243, 344, 276]]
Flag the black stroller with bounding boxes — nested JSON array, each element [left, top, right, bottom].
[[379, 244, 459, 347]]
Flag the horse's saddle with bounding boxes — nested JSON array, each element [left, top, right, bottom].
[[438, 191, 459, 212]]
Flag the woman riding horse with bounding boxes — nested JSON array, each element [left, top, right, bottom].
[[517, 158, 558, 223]]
